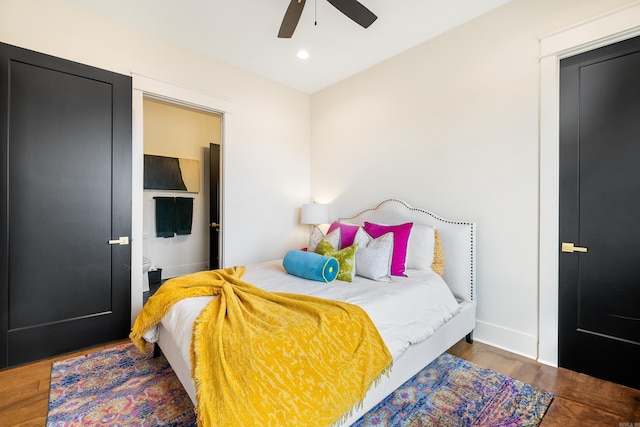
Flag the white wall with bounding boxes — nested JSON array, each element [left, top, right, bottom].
[[0, 0, 312, 322], [310, 0, 637, 359]]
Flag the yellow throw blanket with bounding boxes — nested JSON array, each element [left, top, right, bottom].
[[130, 266, 392, 427]]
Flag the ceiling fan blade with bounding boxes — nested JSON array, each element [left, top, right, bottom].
[[278, 0, 307, 38], [326, 0, 377, 28]]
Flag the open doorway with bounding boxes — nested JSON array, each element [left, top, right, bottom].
[[131, 74, 232, 324], [142, 97, 221, 294]]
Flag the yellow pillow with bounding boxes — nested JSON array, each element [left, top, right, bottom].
[[432, 230, 445, 276], [316, 240, 358, 282]]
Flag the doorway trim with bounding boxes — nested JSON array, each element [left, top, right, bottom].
[[538, 2, 640, 366], [130, 73, 233, 324]]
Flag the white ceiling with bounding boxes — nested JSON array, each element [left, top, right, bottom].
[[70, 0, 511, 93]]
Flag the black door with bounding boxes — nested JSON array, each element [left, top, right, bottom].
[[209, 143, 220, 270], [559, 35, 640, 389], [0, 43, 132, 367]]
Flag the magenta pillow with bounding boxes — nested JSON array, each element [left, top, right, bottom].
[[327, 222, 360, 249], [363, 222, 413, 276]]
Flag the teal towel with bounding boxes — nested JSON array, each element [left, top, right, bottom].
[[154, 197, 175, 238], [175, 197, 193, 235], [283, 250, 339, 283]]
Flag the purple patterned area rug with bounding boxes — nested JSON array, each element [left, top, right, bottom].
[[46, 343, 195, 426], [47, 344, 553, 427], [353, 352, 554, 427]]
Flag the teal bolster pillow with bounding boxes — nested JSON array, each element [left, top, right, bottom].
[[283, 250, 339, 283]]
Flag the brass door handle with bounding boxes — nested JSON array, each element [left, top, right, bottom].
[[561, 242, 587, 253], [210, 222, 220, 228], [108, 236, 129, 245]]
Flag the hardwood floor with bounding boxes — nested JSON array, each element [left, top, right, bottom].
[[0, 339, 638, 426]]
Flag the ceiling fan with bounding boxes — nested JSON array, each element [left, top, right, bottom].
[[278, 0, 377, 38]]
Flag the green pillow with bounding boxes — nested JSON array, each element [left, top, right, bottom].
[[316, 240, 358, 282]]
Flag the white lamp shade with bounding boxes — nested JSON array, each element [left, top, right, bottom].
[[301, 203, 329, 225]]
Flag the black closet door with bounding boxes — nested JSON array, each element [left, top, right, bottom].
[[0, 43, 132, 367]]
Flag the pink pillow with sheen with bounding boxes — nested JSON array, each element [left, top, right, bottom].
[[327, 222, 360, 249], [364, 222, 413, 276]]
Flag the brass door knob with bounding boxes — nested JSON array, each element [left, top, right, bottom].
[[561, 242, 587, 253]]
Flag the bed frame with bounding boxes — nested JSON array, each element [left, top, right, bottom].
[[155, 198, 476, 425]]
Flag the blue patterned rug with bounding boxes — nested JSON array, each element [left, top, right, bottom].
[[47, 345, 552, 426], [353, 352, 553, 427]]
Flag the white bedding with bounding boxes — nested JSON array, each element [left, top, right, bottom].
[[146, 259, 462, 377]]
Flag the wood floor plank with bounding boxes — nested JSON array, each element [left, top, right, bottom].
[[0, 363, 51, 388], [0, 378, 41, 411], [540, 396, 627, 427], [0, 390, 49, 427], [533, 365, 640, 419]]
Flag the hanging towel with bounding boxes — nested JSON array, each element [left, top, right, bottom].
[[175, 197, 194, 235], [154, 197, 175, 238]]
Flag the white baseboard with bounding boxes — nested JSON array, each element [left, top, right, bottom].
[[536, 358, 558, 368], [474, 320, 538, 360]]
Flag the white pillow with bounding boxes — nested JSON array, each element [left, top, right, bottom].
[[353, 228, 393, 282], [406, 225, 436, 270], [307, 227, 340, 253]]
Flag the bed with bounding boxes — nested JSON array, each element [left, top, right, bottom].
[[139, 198, 476, 426]]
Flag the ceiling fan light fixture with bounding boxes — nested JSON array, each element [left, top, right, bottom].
[[278, 0, 377, 38]]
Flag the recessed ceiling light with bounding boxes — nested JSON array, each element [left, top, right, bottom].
[[297, 50, 310, 60]]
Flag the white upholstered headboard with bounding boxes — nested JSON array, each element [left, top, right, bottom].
[[339, 199, 476, 302]]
